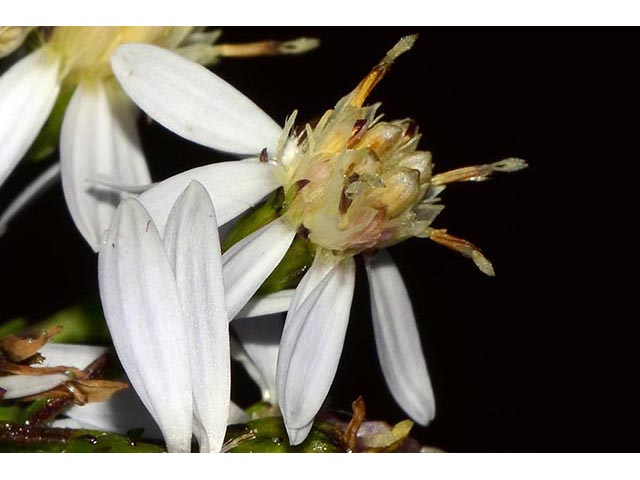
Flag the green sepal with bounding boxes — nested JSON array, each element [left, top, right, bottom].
[[221, 188, 284, 251], [244, 401, 279, 420], [257, 234, 314, 294], [221, 187, 315, 295]]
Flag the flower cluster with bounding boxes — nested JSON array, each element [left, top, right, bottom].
[[0, 29, 526, 453], [0, 27, 318, 248]]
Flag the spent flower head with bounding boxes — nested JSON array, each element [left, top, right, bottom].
[[272, 35, 526, 266], [276, 36, 438, 254]]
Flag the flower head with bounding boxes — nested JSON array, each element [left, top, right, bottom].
[[0, 27, 318, 251], [0, 27, 196, 250], [275, 36, 436, 254], [111, 35, 527, 445]]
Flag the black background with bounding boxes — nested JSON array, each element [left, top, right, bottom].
[[0, 28, 635, 452]]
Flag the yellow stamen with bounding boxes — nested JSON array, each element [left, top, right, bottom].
[[428, 229, 495, 276], [432, 158, 528, 185], [349, 34, 417, 108]]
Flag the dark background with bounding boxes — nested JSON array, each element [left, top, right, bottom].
[[0, 28, 635, 451]]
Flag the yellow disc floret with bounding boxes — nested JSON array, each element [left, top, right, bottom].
[[273, 35, 526, 274], [276, 35, 441, 255]]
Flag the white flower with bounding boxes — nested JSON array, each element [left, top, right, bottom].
[[110, 37, 526, 445], [0, 27, 319, 251], [0, 27, 198, 250], [97, 181, 230, 452]]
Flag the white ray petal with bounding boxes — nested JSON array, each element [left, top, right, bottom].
[[58, 385, 162, 439], [274, 254, 339, 400], [222, 218, 296, 319], [277, 255, 356, 444], [111, 43, 282, 156], [48, 417, 96, 430], [0, 373, 69, 400], [0, 48, 61, 187], [0, 162, 61, 236], [38, 343, 108, 370], [58, 384, 244, 437], [237, 289, 295, 318], [87, 174, 155, 194], [232, 313, 285, 403], [61, 81, 151, 252], [365, 250, 435, 425], [138, 158, 280, 234], [286, 423, 314, 447], [163, 181, 229, 453], [98, 199, 192, 452]]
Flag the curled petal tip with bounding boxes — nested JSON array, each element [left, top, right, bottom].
[[412, 403, 436, 427], [285, 421, 313, 446]]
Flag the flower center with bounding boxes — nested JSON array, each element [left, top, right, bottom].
[[279, 105, 440, 255], [48, 27, 193, 84], [271, 35, 447, 256]]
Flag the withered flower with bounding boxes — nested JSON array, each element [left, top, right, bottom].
[[0, 332, 124, 406]]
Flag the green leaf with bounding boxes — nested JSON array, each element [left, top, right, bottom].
[[1, 296, 110, 346], [31, 295, 111, 345], [0, 405, 23, 423], [0, 317, 28, 337], [0, 423, 164, 453], [225, 417, 344, 453]]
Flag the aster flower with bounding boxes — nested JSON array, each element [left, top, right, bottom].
[[111, 35, 527, 444], [0, 27, 318, 250], [98, 181, 230, 452]]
